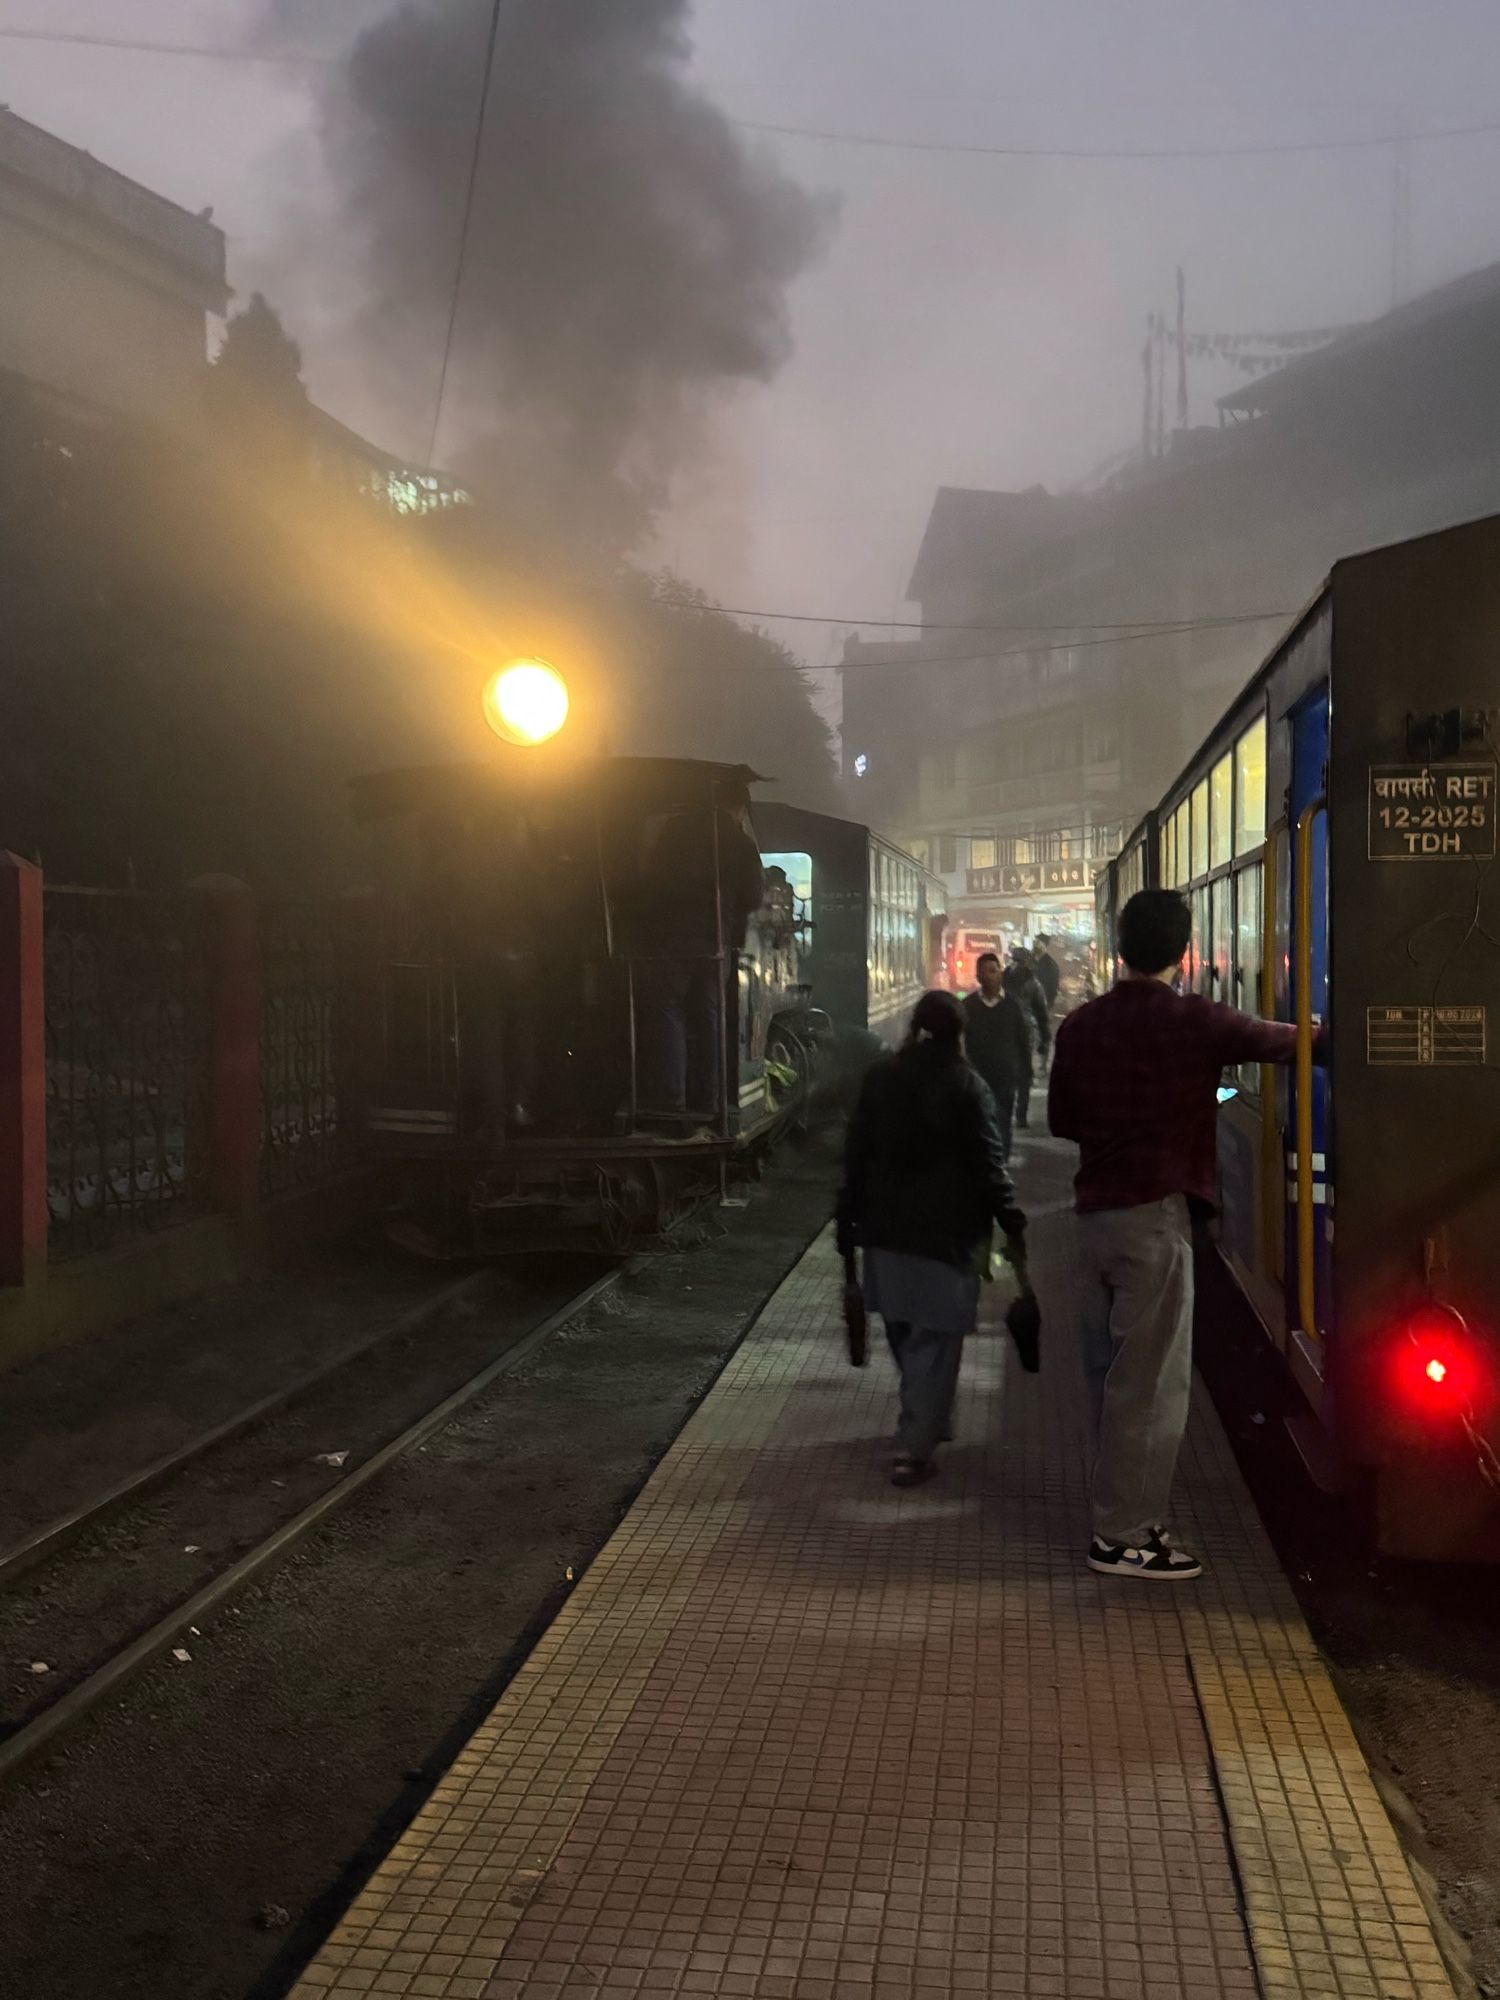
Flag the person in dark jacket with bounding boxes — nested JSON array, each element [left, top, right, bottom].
[[1003, 954, 1051, 1130], [960, 952, 1032, 1159], [838, 989, 1027, 1486], [1033, 934, 1063, 1013], [631, 800, 765, 1127]]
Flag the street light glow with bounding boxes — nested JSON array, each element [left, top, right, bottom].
[[482, 658, 570, 746]]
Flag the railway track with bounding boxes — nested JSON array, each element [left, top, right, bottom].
[[0, 1267, 617, 1786]]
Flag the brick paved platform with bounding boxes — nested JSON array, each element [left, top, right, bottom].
[[292, 1142, 1455, 2000]]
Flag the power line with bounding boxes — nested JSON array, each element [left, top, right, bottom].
[[736, 111, 1500, 162], [0, 25, 336, 64], [649, 612, 1287, 671], [6, 26, 1500, 163], [651, 594, 1289, 636], [426, 0, 505, 472]]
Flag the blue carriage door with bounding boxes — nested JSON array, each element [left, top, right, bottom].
[[1286, 688, 1332, 1349]]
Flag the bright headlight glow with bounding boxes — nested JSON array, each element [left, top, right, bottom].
[[482, 659, 570, 746]]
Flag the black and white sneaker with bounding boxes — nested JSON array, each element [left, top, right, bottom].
[[1087, 1528, 1202, 1581]]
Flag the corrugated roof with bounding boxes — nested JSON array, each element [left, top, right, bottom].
[[1217, 260, 1500, 416]]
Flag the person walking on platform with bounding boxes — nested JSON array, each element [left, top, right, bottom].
[[1003, 954, 1050, 1130], [961, 952, 1032, 1160], [1033, 934, 1063, 1014], [838, 990, 1027, 1488], [1049, 888, 1317, 1581]]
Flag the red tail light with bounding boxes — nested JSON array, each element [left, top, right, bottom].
[[1393, 1304, 1482, 1415]]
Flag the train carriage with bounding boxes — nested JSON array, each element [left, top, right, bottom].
[[753, 802, 947, 1047], [1095, 512, 1500, 1561]]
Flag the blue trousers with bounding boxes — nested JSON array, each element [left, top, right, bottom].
[[884, 1321, 964, 1460]]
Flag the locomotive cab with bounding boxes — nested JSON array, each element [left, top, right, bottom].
[[349, 755, 814, 1252]]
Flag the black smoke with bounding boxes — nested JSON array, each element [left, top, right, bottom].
[[261, 0, 833, 547]]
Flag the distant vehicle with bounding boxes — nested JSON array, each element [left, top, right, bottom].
[[1093, 509, 1500, 1563], [946, 928, 1004, 994]]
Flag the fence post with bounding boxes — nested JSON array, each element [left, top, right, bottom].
[[0, 853, 47, 1290], [193, 876, 261, 1219]]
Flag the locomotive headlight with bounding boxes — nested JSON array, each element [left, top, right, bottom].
[[482, 658, 570, 746]]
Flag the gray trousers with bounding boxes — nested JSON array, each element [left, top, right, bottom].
[[885, 1322, 963, 1460], [1076, 1196, 1194, 1545]]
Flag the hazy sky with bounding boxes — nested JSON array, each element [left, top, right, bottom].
[[9, 0, 1500, 664]]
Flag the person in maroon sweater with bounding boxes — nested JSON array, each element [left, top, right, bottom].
[[1049, 888, 1313, 1580]]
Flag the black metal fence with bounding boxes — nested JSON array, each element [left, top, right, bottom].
[[258, 900, 353, 1199], [44, 888, 209, 1260]]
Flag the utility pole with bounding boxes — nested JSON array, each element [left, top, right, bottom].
[[1141, 314, 1154, 465], [1389, 129, 1412, 309]]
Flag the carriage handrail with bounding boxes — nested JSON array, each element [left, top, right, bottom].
[[1260, 818, 1286, 1281]]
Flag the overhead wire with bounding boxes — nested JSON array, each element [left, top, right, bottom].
[[647, 595, 1290, 635], [5, 25, 1500, 162], [645, 611, 1287, 672], [0, 25, 338, 64], [734, 112, 1500, 163], [425, 0, 506, 470]]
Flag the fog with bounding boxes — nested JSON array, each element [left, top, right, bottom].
[[8, 1, 1500, 649]]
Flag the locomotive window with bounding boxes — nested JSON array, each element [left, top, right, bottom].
[[1235, 719, 1267, 856], [1210, 754, 1233, 870], [761, 851, 812, 907], [1190, 783, 1209, 884]]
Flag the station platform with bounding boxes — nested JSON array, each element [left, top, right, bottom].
[[291, 1140, 1456, 2000]]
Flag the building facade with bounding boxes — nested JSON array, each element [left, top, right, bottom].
[[845, 258, 1500, 942], [0, 107, 228, 425]]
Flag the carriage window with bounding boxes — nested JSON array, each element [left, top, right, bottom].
[[1187, 884, 1209, 993], [1211, 875, 1232, 997], [1235, 719, 1267, 856], [1190, 783, 1209, 884], [1235, 862, 1265, 1092], [1160, 817, 1175, 892], [1210, 754, 1233, 871], [1174, 801, 1191, 885]]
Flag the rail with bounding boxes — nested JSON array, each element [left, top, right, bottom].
[[1294, 799, 1327, 1342]]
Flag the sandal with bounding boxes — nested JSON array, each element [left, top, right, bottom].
[[890, 1455, 934, 1488]]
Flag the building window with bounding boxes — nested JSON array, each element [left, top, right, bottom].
[[970, 837, 997, 870], [938, 835, 957, 875], [1087, 725, 1120, 764]]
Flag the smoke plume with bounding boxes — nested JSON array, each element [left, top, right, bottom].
[[262, 0, 833, 547]]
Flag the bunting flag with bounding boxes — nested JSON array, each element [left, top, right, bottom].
[[1164, 321, 1363, 357]]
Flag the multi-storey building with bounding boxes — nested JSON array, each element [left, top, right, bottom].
[[845, 258, 1500, 939]]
